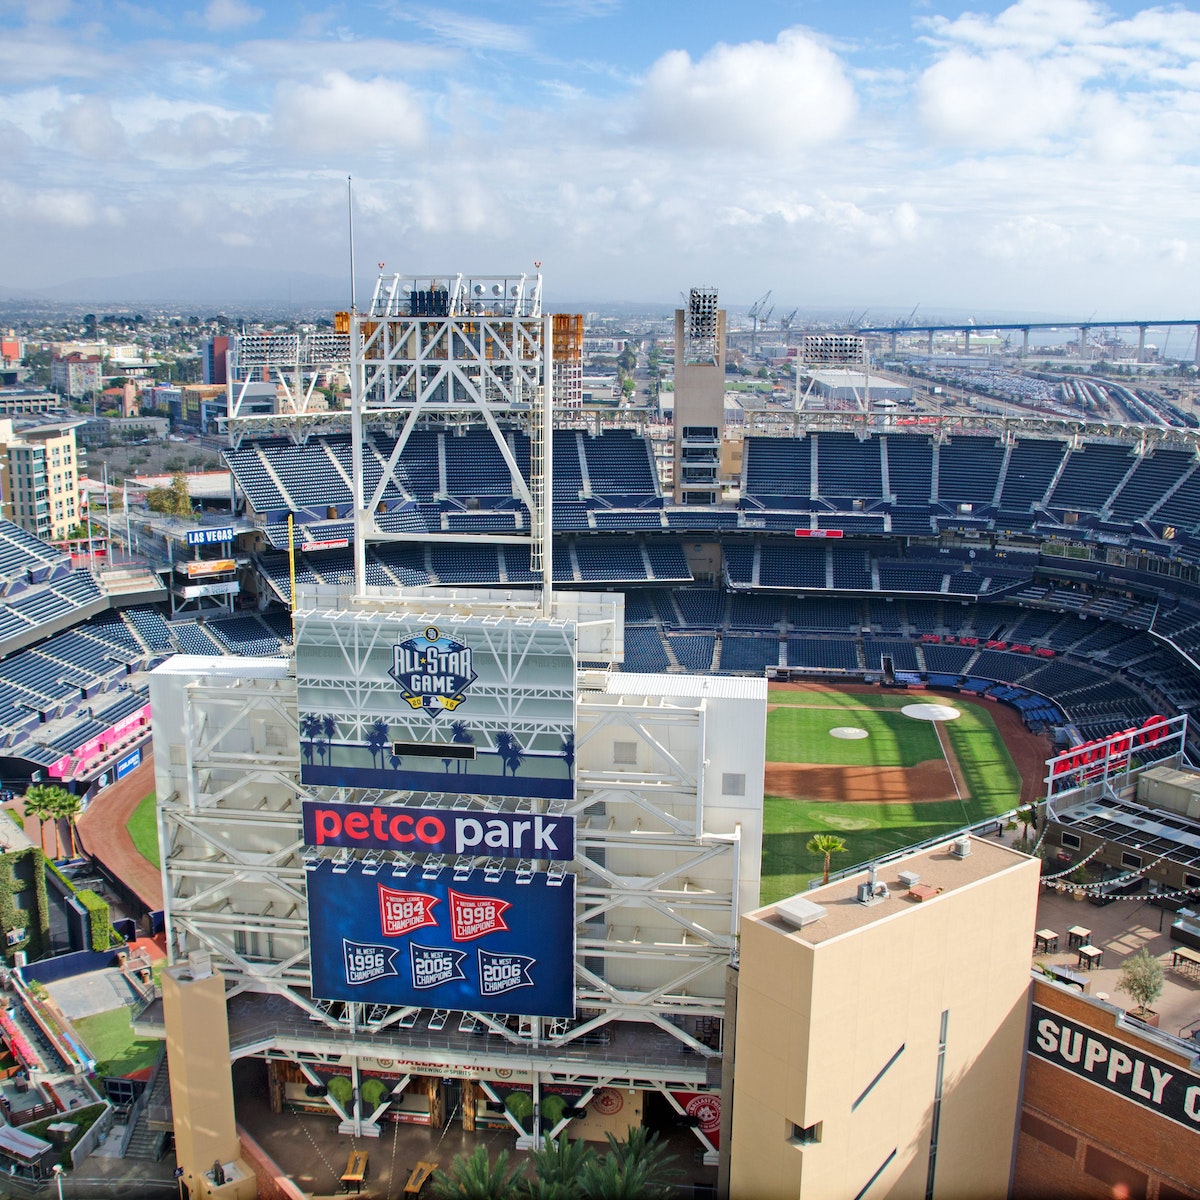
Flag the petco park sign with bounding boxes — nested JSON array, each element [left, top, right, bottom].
[[302, 800, 574, 860]]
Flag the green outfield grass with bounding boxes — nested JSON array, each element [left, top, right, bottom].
[[761, 688, 1022, 903], [73, 1007, 161, 1077], [766, 705, 942, 767], [126, 791, 159, 870]]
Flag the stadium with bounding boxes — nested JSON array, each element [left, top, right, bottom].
[[4, 276, 1200, 1195]]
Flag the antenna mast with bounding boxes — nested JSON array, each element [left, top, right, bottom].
[[347, 175, 357, 312]]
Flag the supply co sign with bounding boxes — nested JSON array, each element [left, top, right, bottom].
[[1029, 1005, 1200, 1131]]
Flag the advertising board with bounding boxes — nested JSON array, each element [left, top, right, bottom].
[[295, 611, 576, 800], [302, 800, 574, 860], [186, 527, 234, 545], [116, 748, 141, 779], [306, 861, 575, 1018], [178, 559, 236, 577]]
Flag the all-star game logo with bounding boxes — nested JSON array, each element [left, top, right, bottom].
[[389, 626, 478, 718]]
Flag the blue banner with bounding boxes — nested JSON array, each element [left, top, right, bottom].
[[116, 749, 141, 779], [306, 862, 575, 1018], [186, 527, 234, 545], [301, 800, 574, 860]]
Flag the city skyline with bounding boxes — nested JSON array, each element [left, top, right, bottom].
[[1, 0, 1199, 313]]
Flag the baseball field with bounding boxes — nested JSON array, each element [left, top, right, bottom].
[[760, 683, 1035, 903]]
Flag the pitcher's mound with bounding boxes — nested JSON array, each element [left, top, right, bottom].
[[902, 703, 961, 722], [830, 727, 869, 740]]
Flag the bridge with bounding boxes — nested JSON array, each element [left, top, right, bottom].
[[855, 318, 1200, 364]]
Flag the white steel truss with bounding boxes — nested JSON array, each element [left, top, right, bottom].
[[155, 666, 749, 1093], [348, 272, 553, 596]]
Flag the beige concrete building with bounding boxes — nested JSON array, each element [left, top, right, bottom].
[[724, 836, 1040, 1200], [0, 419, 82, 541], [673, 288, 727, 505]]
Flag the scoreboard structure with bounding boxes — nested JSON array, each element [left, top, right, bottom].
[[148, 585, 764, 1160]]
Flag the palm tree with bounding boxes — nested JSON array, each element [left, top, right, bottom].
[[579, 1126, 679, 1200], [494, 731, 514, 777], [299, 714, 319, 765], [807, 833, 848, 885], [25, 784, 73, 859], [450, 720, 474, 774], [22, 785, 58, 856], [560, 734, 575, 774], [430, 1146, 524, 1200], [52, 790, 82, 859], [366, 718, 389, 769], [321, 715, 337, 765], [529, 1134, 594, 1199]]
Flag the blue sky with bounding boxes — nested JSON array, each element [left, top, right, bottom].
[[1, 0, 1199, 314]]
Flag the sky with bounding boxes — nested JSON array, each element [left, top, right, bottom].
[[1, 0, 1199, 315]]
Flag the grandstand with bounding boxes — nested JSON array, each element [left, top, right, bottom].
[[12, 412, 1200, 791], [210, 417, 1200, 754]]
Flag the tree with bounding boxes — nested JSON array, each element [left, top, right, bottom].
[[529, 1134, 595, 1199], [560, 734, 575, 774], [807, 833, 848, 885], [366, 718, 389, 769], [1117, 948, 1164, 1017], [451, 720, 474, 774], [22, 785, 61, 857], [579, 1126, 679, 1200], [321, 715, 337, 766], [431, 1146, 524, 1200], [146, 471, 193, 518], [52, 791, 82, 859], [300, 714, 319, 765]]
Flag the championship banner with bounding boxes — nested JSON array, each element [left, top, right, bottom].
[[295, 611, 577, 800], [302, 800, 574, 860], [306, 861, 575, 1018]]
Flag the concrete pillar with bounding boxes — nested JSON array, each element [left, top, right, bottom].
[[890, 331, 897, 355], [163, 959, 256, 1199], [964, 329, 971, 356], [1079, 327, 1088, 358], [1137, 326, 1147, 364], [1022, 328, 1029, 358], [1194, 325, 1199, 367]]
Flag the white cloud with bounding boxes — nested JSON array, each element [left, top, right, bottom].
[[202, 0, 263, 33], [391, 8, 530, 53], [273, 72, 425, 154], [44, 96, 128, 158], [917, 49, 1085, 145], [637, 27, 856, 152], [916, 0, 1200, 155]]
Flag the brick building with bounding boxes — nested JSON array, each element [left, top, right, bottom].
[[1016, 977, 1200, 1200]]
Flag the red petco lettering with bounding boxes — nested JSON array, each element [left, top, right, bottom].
[[313, 806, 446, 847], [378, 886, 440, 937], [448, 889, 511, 941]]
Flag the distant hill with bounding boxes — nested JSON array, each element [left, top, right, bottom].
[[0, 267, 350, 309]]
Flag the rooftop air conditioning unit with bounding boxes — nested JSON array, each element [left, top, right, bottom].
[[952, 836, 972, 859], [775, 896, 827, 930], [898, 870, 920, 890]]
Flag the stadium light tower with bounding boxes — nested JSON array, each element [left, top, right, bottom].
[[344, 270, 556, 611]]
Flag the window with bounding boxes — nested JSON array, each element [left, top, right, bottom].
[[1120, 852, 1142, 870], [722, 773, 746, 796], [1186, 873, 1200, 889], [613, 741, 637, 766], [790, 1122, 822, 1146], [1060, 832, 1081, 850]]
